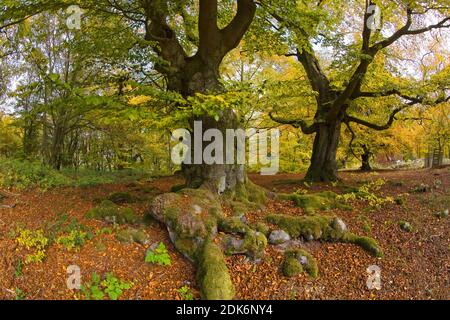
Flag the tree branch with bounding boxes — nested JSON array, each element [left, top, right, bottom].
[[268, 112, 318, 134], [345, 91, 449, 131], [219, 0, 257, 56], [198, 0, 219, 57], [141, 0, 187, 74], [371, 8, 450, 53]]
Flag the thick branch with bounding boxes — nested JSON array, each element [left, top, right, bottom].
[[198, 0, 219, 57], [294, 48, 331, 97], [328, 6, 449, 122], [268, 112, 318, 134], [220, 0, 257, 55], [345, 106, 408, 131], [361, 0, 374, 52], [345, 92, 449, 130], [141, 0, 187, 74], [355, 89, 424, 103]]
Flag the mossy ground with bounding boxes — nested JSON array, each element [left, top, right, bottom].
[[342, 233, 383, 257], [86, 200, 136, 224], [107, 192, 134, 204], [279, 191, 351, 214], [266, 214, 346, 241], [218, 216, 250, 234], [116, 228, 147, 244], [223, 181, 268, 214]]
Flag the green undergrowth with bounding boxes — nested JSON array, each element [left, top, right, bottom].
[[145, 242, 172, 266], [337, 179, 394, 208], [0, 157, 149, 190], [80, 272, 133, 300], [279, 191, 352, 214]]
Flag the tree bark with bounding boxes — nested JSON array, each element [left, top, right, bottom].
[[305, 121, 341, 182], [360, 145, 372, 171], [168, 62, 245, 194]]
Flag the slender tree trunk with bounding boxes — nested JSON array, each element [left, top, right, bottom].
[[305, 120, 341, 182], [50, 124, 65, 170]]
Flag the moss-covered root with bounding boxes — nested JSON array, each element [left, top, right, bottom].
[[282, 248, 318, 278], [266, 214, 347, 241], [197, 241, 234, 300], [278, 191, 351, 214], [342, 233, 383, 257], [267, 214, 383, 257], [224, 181, 270, 215], [218, 216, 250, 235]]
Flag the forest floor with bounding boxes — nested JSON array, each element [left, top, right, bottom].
[[0, 168, 448, 300]]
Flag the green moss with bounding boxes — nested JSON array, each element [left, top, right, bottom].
[[282, 257, 303, 277], [223, 181, 268, 214], [252, 222, 270, 237], [197, 241, 234, 300], [174, 238, 198, 259], [170, 184, 186, 193], [149, 188, 223, 260], [116, 228, 147, 244], [342, 232, 383, 257], [395, 197, 405, 205], [241, 231, 267, 261], [283, 248, 318, 278], [229, 201, 251, 215], [107, 192, 133, 204], [86, 200, 136, 224], [218, 217, 250, 235], [266, 214, 346, 241], [280, 191, 351, 214], [398, 220, 413, 232], [268, 214, 382, 258]]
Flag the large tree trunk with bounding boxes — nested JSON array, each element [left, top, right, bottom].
[[182, 110, 246, 193], [305, 121, 341, 182], [169, 63, 245, 194]]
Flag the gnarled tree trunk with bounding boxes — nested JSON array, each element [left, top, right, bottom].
[[305, 120, 341, 182], [167, 60, 246, 193]]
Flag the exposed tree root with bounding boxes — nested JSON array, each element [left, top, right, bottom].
[[197, 241, 234, 300], [147, 180, 272, 300], [147, 181, 382, 300], [267, 214, 383, 257]]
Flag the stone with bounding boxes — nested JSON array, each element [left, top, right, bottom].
[[268, 230, 291, 245], [399, 221, 412, 232], [332, 218, 347, 233]]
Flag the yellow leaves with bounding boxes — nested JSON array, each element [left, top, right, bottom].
[[128, 95, 152, 106]]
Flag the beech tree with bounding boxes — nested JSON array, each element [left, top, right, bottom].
[[139, 0, 257, 193], [263, 0, 450, 181]]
